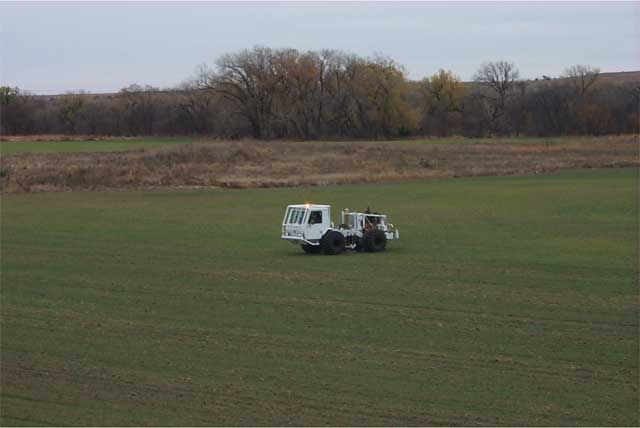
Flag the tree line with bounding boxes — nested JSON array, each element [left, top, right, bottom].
[[2, 47, 638, 138]]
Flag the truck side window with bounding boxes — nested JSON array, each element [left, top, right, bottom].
[[309, 211, 322, 224]]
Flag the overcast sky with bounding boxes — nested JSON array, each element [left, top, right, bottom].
[[1, 1, 638, 94]]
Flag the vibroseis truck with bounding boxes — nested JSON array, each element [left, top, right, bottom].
[[281, 204, 399, 255]]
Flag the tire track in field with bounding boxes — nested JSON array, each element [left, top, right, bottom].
[[2, 359, 494, 426], [4, 298, 636, 373], [3, 312, 633, 390]]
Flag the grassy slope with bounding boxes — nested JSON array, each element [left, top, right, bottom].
[[1, 169, 638, 426], [0, 139, 193, 155], [384, 136, 591, 145], [0, 136, 604, 156]]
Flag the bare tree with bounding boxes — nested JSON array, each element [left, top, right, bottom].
[[473, 61, 520, 134], [175, 74, 217, 135], [563, 65, 600, 97], [208, 46, 280, 139], [79, 96, 109, 134], [322, 52, 363, 137], [119, 84, 159, 135], [473, 61, 520, 104], [529, 81, 573, 135]]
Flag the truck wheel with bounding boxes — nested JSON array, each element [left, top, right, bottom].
[[301, 244, 321, 254], [321, 231, 346, 255], [363, 230, 387, 252]]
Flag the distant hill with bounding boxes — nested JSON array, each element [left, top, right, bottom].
[[27, 71, 640, 99], [453, 70, 640, 87], [526, 70, 640, 85], [598, 71, 640, 84]]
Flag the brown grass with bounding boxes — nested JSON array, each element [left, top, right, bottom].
[[1, 135, 638, 193], [0, 134, 145, 142]]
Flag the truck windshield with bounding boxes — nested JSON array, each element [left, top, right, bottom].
[[285, 207, 307, 225]]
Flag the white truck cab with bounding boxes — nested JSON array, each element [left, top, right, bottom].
[[281, 204, 332, 244]]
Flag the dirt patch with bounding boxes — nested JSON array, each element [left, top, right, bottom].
[[1, 136, 637, 193]]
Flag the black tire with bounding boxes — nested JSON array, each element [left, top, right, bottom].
[[320, 230, 346, 255], [363, 230, 387, 252], [301, 244, 321, 254]]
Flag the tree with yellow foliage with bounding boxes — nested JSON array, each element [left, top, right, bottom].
[[420, 69, 467, 136]]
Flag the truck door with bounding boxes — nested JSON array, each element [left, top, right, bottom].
[[305, 208, 329, 240]]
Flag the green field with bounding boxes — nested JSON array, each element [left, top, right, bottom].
[[0, 139, 193, 155], [1, 169, 637, 426]]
